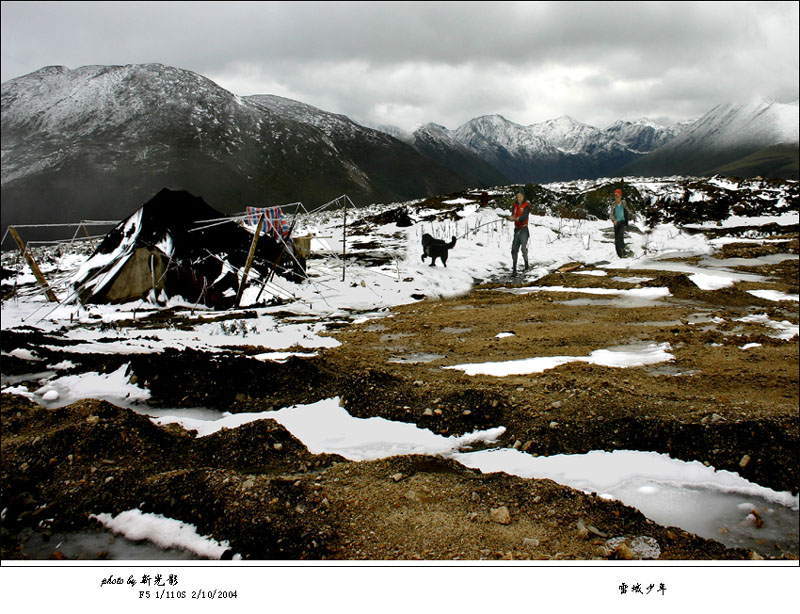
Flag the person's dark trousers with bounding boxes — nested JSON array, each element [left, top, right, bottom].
[[614, 221, 627, 257], [512, 227, 530, 270]]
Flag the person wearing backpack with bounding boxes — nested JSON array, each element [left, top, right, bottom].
[[610, 188, 633, 258]]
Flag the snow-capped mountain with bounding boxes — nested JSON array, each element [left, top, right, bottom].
[[605, 118, 685, 154], [1, 64, 480, 237], [402, 122, 510, 187], [450, 114, 571, 183], [451, 114, 640, 183], [621, 98, 799, 177], [1, 64, 375, 235]]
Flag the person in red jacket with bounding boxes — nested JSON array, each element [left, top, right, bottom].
[[509, 192, 530, 274]]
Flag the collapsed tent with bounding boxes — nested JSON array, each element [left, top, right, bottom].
[[72, 188, 304, 308]]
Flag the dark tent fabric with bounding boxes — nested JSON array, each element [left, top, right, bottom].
[[72, 188, 302, 308]]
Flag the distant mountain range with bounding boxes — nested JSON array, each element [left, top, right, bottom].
[[2, 63, 798, 238]]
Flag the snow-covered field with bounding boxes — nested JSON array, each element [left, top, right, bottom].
[[2, 177, 798, 559]]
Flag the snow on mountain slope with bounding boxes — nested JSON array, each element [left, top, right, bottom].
[[622, 98, 800, 177], [605, 118, 681, 153], [527, 115, 625, 156], [677, 98, 799, 151], [453, 114, 560, 158]]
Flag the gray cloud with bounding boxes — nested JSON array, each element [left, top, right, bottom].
[[2, 1, 798, 129]]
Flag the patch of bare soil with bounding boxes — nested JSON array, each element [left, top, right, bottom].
[[2, 242, 798, 561]]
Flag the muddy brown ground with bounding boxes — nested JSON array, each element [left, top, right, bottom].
[[2, 239, 798, 560]]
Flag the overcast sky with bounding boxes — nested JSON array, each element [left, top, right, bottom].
[[2, 1, 798, 130]]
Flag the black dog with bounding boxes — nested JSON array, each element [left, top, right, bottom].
[[421, 233, 457, 267]]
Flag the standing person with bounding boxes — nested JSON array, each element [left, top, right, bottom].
[[610, 188, 633, 258], [509, 192, 530, 274]]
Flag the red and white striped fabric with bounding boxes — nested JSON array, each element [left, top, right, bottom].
[[245, 206, 290, 240]]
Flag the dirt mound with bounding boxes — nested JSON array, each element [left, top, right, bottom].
[[0, 394, 344, 559], [363, 207, 415, 227]]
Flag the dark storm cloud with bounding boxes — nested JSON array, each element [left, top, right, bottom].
[[2, 1, 798, 129]]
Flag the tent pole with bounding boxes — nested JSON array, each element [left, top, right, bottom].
[[234, 214, 264, 308], [7, 226, 58, 302]]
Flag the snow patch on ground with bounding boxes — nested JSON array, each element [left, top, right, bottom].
[[149, 397, 505, 462], [444, 342, 673, 377], [90, 509, 233, 559]]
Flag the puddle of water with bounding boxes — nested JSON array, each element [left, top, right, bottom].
[[560, 296, 667, 308], [1, 370, 57, 387], [617, 257, 765, 284], [387, 353, 445, 364], [441, 326, 473, 334], [611, 479, 798, 557], [704, 253, 797, 268], [364, 323, 389, 332], [647, 364, 699, 377], [380, 332, 414, 341], [135, 406, 228, 421], [454, 448, 799, 558], [611, 276, 654, 284], [20, 528, 201, 560], [630, 321, 682, 327]]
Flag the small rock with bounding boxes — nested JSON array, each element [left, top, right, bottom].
[[86, 415, 99, 424], [551, 401, 562, 409], [512, 440, 522, 450], [390, 473, 404, 482], [711, 412, 724, 423], [273, 443, 283, 451], [594, 546, 613, 558], [294, 505, 305, 515], [462, 410, 471, 416], [748, 550, 764, 560], [587, 524, 608, 538], [575, 520, 589, 539], [613, 542, 636, 560], [433, 409, 443, 415], [549, 421, 559, 429], [521, 441, 533, 452], [522, 537, 540, 548], [468, 512, 478, 522], [242, 478, 255, 489], [413, 380, 424, 386], [423, 408, 434, 416], [490, 506, 512, 525], [470, 491, 480, 502], [42, 390, 59, 401], [746, 510, 764, 528], [739, 454, 751, 468]]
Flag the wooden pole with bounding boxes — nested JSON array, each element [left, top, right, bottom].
[[234, 214, 264, 308], [7, 226, 58, 302], [341, 197, 347, 282], [257, 216, 299, 302]]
